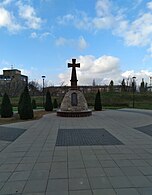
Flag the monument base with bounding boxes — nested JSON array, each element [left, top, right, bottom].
[[57, 110, 92, 117], [57, 89, 92, 117]]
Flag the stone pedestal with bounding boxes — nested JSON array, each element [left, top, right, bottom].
[[57, 89, 92, 117]]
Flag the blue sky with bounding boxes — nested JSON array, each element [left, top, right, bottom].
[[0, 0, 152, 86]]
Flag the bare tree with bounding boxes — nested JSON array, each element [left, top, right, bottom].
[[0, 77, 26, 97], [28, 81, 42, 96]]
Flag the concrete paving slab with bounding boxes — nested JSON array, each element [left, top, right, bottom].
[[116, 188, 140, 195], [89, 176, 112, 189], [23, 180, 47, 193], [69, 190, 92, 195], [0, 109, 152, 194], [69, 178, 90, 190], [0, 180, 26, 194], [46, 178, 68, 192], [69, 168, 87, 178], [93, 188, 116, 195]]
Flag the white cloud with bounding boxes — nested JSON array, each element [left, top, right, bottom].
[[0, 1, 44, 33], [57, 0, 152, 54], [117, 13, 152, 47], [57, 0, 114, 30], [57, 11, 93, 31], [19, 68, 31, 77], [58, 14, 75, 25], [78, 36, 88, 50], [55, 37, 67, 46], [58, 55, 121, 85], [122, 70, 152, 85], [30, 32, 51, 40], [93, 0, 152, 53], [93, 0, 115, 29], [74, 12, 92, 30], [55, 36, 88, 50], [39, 32, 51, 39], [147, 1, 152, 10], [93, 55, 119, 73], [30, 32, 37, 38], [0, 0, 13, 6], [93, 16, 114, 29], [95, 0, 152, 50], [58, 55, 152, 86], [122, 70, 152, 78], [0, 7, 21, 32], [17, 1, 43, 29], [95, 0, 111, 17]]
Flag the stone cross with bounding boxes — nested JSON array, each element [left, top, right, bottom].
[[68, 59, 80, 89]]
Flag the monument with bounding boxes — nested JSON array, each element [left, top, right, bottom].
[[57, 59, 92, 117]]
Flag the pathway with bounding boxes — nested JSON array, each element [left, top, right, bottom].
[[0, 109, 152, 194]]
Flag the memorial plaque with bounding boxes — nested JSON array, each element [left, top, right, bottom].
[[71, 92, 78, 106]]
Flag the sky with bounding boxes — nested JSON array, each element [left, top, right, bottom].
[[0, 0, 152, 86]]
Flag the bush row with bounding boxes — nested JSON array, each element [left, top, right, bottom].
[[0, 87, 57, 119]]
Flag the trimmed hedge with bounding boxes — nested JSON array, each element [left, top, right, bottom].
[[53, 98, 58, 109], [18, 86, 34, 119], [1, 93, 13, 118], [94, 90, 102, 111], [45, 90, 53, 111]]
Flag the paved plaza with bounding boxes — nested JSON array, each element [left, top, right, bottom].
[[1, 109, 152, 194]]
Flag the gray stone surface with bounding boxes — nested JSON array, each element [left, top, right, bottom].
[[0, 126, 26, 141], [135, 124, 152, 136], [56, 128, 123, 146], [0, 109, 152, 194], [60, 89, 88, 111]]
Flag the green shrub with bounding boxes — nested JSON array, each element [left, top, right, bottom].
[[32, 99, 37, 109], [18, 91, 24, 115], [1, 93, 13, 118], [45, 90, 53, 111], [19, 86, 34, 119], [53, 98, 58, 109], [94, 90, 102, 111]]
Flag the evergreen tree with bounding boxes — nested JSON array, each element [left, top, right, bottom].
[[19, 86, 34, 119], [53, 98, 58, 109], [18, 90, 24, 115], [145, 82, 148, 92], [32, 99, 37, 109], [132, 78, 136, 92], [1, 93, 13, 118], [109, 80, 114, 92], [45, 90, 53, 111], [140, 78, 147, 93], [94, 90, 102, 111], [92, 79, 96, 86], [121, 79, 126, 92]]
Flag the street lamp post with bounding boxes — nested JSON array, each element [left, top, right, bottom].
[[132, 76, 136, 108], [42, 76, 46, 108], [150, 76, 152, 92]]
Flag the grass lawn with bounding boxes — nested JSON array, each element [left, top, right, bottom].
[[0, 92, 152, 125]]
